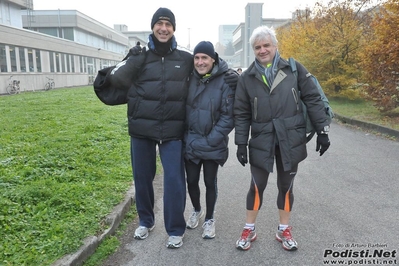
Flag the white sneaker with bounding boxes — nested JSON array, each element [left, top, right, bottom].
[[166, 235, 183, 249], [134, 225, 155, 240], [202, 219, 216, 239], [186, 208, 204, 229], [236, 228, 257, 251], [276, 226, 298, 251]]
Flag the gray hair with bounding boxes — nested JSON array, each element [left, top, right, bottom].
[[249, 26, 278, 49]]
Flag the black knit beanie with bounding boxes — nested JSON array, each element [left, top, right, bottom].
[[151, 8, 176, 31], [193, 41, 216, 59]]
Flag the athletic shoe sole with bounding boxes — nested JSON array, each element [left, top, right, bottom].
[[236, 234, 257, 251]]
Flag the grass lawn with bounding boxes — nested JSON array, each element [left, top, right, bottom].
[[0, 86, 133, 265], [329, 97, 399, 131]]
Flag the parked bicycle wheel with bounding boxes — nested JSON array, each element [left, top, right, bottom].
[[44, 78, 55, 91], [44, 83, 51, 91], [6, 84, 19, 95]]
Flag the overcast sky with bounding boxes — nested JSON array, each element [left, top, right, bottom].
[[33, 0, 318, 48]]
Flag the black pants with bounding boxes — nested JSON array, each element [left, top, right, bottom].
[[185, 159, 219, 220]]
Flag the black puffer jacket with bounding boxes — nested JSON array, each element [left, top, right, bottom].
[[234, 58, 329, 172], [127, 36, 193, 142], [184, 57, 235, 166]]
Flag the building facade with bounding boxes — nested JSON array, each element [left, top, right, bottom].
[[0, 0, 128, 94]]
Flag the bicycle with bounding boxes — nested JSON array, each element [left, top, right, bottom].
[[44, 77, 55, 91], [6, 76, 21, 95]]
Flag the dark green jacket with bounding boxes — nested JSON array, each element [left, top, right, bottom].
[[234, 58, 329, 172]]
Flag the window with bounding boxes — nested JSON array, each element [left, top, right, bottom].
[[49, 51, 55, 72], [71, 55, 75, 73], [9, 46, 17, 72], [79, 56, 83, 73], [36, 51, 41, 72], [28, 48, 34, 71], [66, 54, 71, 72], [55, 53, 61, 72], [63, 28, 74, 41], [87, 57, 95, 84], [81, 56, 87, 73], [19, 48, 26, 72], [38, 28, 58, 37], [60, 54, 65, 72], [0, 44, 6, 72]]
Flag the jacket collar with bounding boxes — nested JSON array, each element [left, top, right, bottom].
[[148, 34, 177, 55]]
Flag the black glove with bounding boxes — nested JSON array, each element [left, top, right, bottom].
[[224, 69, 239, 90], [236, 145, 248, 166], [316, 134, 330, 156], [122, 42, 144, 60]]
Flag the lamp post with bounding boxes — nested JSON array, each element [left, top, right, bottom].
[[188, 28, 191, 50]]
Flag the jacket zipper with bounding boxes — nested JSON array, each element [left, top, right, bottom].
[[292, 88, 299, 111], [160, 57, 165, 144], [211, 98, 215, 127]]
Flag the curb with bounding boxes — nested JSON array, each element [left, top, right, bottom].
[[51, 185, 136, 266], [334, 113, 399, 140], [52, 114, 399, 266]]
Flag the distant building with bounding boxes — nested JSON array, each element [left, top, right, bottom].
[[217, 25, 238, 53], [114, 25, 151, 48], [227, 3, 291, 68]]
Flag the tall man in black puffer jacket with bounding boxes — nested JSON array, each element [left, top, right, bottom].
[[126, 8, 191, 250]]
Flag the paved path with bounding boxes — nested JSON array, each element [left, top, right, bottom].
[[101, 120, 399, 266]]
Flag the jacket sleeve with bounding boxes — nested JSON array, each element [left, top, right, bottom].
[[233, 76, 251, 145], [205, 83, 235, 147], [295, 62, 329, 133], [93, 51, 147, 106]]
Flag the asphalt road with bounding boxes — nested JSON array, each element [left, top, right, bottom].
[[100, 120, 399, 266]]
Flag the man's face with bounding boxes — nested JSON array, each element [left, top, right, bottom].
[[194, 53, 215, 75], [153, 20, 174, 43], [253, 35, 277, 67]]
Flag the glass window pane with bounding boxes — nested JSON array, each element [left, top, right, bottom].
[[28, 48, 34, 72], [9, 46, 17, 72], [0, 44, 7, 72], [36, 50, 41, 72], [64, 28, 74, 41], [19, 48, 26, 72], [49, 51, 55, 72], [71, 55, 75, 73]]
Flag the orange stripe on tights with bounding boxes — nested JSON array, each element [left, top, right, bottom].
[[284, 189, 291, 212], [253, 184, 260, 210]]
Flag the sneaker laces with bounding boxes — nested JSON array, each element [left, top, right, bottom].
[[240, 228, 252, 240], [189, 211, 199, 223], [202, 219, 213, 229], [282, 226, 293, 240]]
